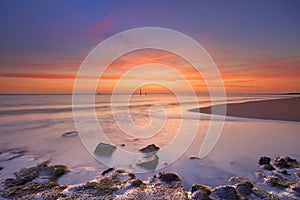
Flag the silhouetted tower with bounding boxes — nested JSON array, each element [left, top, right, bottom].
[[139, 88, 142, 96]]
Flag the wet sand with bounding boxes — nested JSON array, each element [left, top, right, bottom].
[[197, 97, 300, 122]]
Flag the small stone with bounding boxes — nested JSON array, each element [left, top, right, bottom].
[[129, 178, 144, 187], [189, 156, 200, 160], [290, 183, 300, 196], [260, 164, 275, 171], [211, 186, 239, 200], [0, 166, 3, 170], [162, 162, 168, 166], [101, 167, 114, 176], [258, 157, 271, 165], [139, 144, 160, 154], [62, 130, 78, 137]]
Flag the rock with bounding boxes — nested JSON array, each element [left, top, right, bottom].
[[189, 156, 200, 160], [69, 179, 117, 197], [116, 187, 187, 200], [101, 167, 115, 176], [159, 172, 180, 183], [227, 176, 253, 197], [146, 172, 182, 188], [260, 164, 275, 171], [139, 144, 160, 154], [129, 178, 144, 187], [211, 186, 239, 200], [251, 187, 280, 200], [62, 130, 78, 137], [266, 177, 295, 188], [136, 154, 159, 171], [227, 176, 254, 188], [290, 183, 300, 196], [94, 143, 116, 157], [190, 184, 212, 199], [191, 190, 212, 200], [259, 156, 271, 165], [1, 162, 69, 199], [236, 182, 253, 196], [0, 166, 3, 170], [276, 168, 288, 175], [191, 184, 212, 194], [274, 156, 299, 168]]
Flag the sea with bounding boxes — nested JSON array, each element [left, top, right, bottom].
[[0, 94, 299, 188]]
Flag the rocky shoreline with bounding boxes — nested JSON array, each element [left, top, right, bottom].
[[0, 154, 299, 199]]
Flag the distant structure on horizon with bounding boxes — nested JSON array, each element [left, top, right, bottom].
[[139, 88, 147, 96]]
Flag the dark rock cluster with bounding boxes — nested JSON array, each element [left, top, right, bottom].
[[257, 156, 300, 199], [0, 161, 69, 199], [0, 156, 299, 199]]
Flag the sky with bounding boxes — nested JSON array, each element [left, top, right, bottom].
[[0, 0, 299, 94]]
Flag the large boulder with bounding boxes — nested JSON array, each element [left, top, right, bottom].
[[94, 143, 116, 157]]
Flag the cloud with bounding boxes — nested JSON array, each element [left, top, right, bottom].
[[85, 10, 118, 38]]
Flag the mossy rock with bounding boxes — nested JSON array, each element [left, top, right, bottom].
[[128, 173, 136, 179], [52, 165, 69, 180], [4, 181, 63, 198], [72, 178, 117, 196], [191, 184, 211, 195], [3, 162, 69, 191], [131, 178, 144, 187], [269, 177, 294, 188]]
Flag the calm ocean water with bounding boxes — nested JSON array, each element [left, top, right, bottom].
[[0, 94, 299, 187]]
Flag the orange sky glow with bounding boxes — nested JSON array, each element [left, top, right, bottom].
[[1, 48, 299, 94], [1, 1, 299, 94]]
